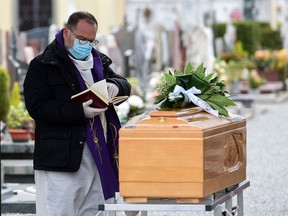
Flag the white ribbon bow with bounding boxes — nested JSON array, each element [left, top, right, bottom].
[[169, 85, 219, 117], [168, 85, 244, 121]]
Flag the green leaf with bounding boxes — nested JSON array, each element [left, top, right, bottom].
[[164, 72, 176, 84], [205, 94, 236, 107], [184, 62, 193, 74], [200, 86, 217, 95], [203, 72, 215, 83], [174, 70, 184, 76], [194, 63, 205, 78], [191, 74, 210, 92], [216, 81, 225, 91], [175, 74, 193, 89], [206, 100, 229, 117]]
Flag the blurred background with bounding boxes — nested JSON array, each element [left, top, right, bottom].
[[1, 0, 288, 215]]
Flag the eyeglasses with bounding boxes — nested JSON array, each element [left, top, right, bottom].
[[68, 28, 99, 46]]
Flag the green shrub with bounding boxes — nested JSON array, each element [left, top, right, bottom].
[[213, 21, 283, 56], [212, 22, 226, 38], [11, 82, 21, 106], [258, 22, 270, 29], [260, 28, 283, 50], [234, 21, 261, 56], [7, 81, 33, 129], [0, 65, 11, 122]]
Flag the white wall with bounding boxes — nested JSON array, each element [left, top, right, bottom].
[[0, 0, 13, 31], [53, 0, 125, 35]]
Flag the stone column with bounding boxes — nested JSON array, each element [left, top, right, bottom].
[[269, 0, 277, 30]]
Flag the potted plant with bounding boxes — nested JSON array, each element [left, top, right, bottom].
[[253, 49, 278, 81], [7, 82, 34, 142], [253, 49, 273, 71]]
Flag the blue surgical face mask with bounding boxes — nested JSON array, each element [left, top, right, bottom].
[[69, 39, 93, 60]]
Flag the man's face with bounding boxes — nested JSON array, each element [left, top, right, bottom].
[[63, 19, 98, 50]]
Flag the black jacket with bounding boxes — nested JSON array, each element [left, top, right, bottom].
[[23, 39, 131, 172]]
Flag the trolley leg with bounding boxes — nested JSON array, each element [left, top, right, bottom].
[[95, 211, 103, 216], [225, 198, 232, 213], [214, 205, 222, 216], [237, 191, 244, 216]]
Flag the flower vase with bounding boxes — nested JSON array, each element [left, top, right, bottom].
[[259, 70, 278, 81], [8, 129, 31, 142]]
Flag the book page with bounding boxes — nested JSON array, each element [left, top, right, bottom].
[[110, 96, 129, 104], [90, 80, 109, 100]]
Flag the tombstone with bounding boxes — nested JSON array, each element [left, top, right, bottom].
[[183, 26, 215, 73], [8, 30, 29, 94], [223, 21, 236, 52], [104, 34, 125, 76], [113, 25, 136, 78], [215, 37, 224, 58], [16, 32, 27, 62]]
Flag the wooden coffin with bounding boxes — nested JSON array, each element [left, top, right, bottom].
[[119, 107, 246, 202]]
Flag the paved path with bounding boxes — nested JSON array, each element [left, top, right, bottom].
[[243, 100, 288, 216], [2, 99, 288, 216]]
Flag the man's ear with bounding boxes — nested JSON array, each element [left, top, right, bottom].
[[63, 28, 70, 40]]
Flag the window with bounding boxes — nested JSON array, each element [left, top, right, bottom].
[[19, 0, 52, 31]]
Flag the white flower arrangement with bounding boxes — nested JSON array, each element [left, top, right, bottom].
[[127, 95, 144, 109], [213, 60, 228, 82], [116, 95, 145, 124]]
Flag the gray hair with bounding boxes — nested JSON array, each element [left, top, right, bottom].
[[66, 11, 98, 30]]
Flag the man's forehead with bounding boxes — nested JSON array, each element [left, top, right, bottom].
[[75, 20, 97, 31]]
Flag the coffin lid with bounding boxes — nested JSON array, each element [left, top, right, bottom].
[[122, 106, 244, 130]]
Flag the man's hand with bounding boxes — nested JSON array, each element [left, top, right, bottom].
[[82, 100, 107, 119], [107, 82, 119, 99]]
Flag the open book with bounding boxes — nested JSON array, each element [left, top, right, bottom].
[[71, 80, 129, 108]]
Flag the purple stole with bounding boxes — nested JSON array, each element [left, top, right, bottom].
[[56, 30, 120, 200]]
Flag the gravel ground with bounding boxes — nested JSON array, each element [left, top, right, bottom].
[[242, 100, 288, 216], [2, 99, 288, 216]]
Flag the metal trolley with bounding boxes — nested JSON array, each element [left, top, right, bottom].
[[97, 180, 250, 216]]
